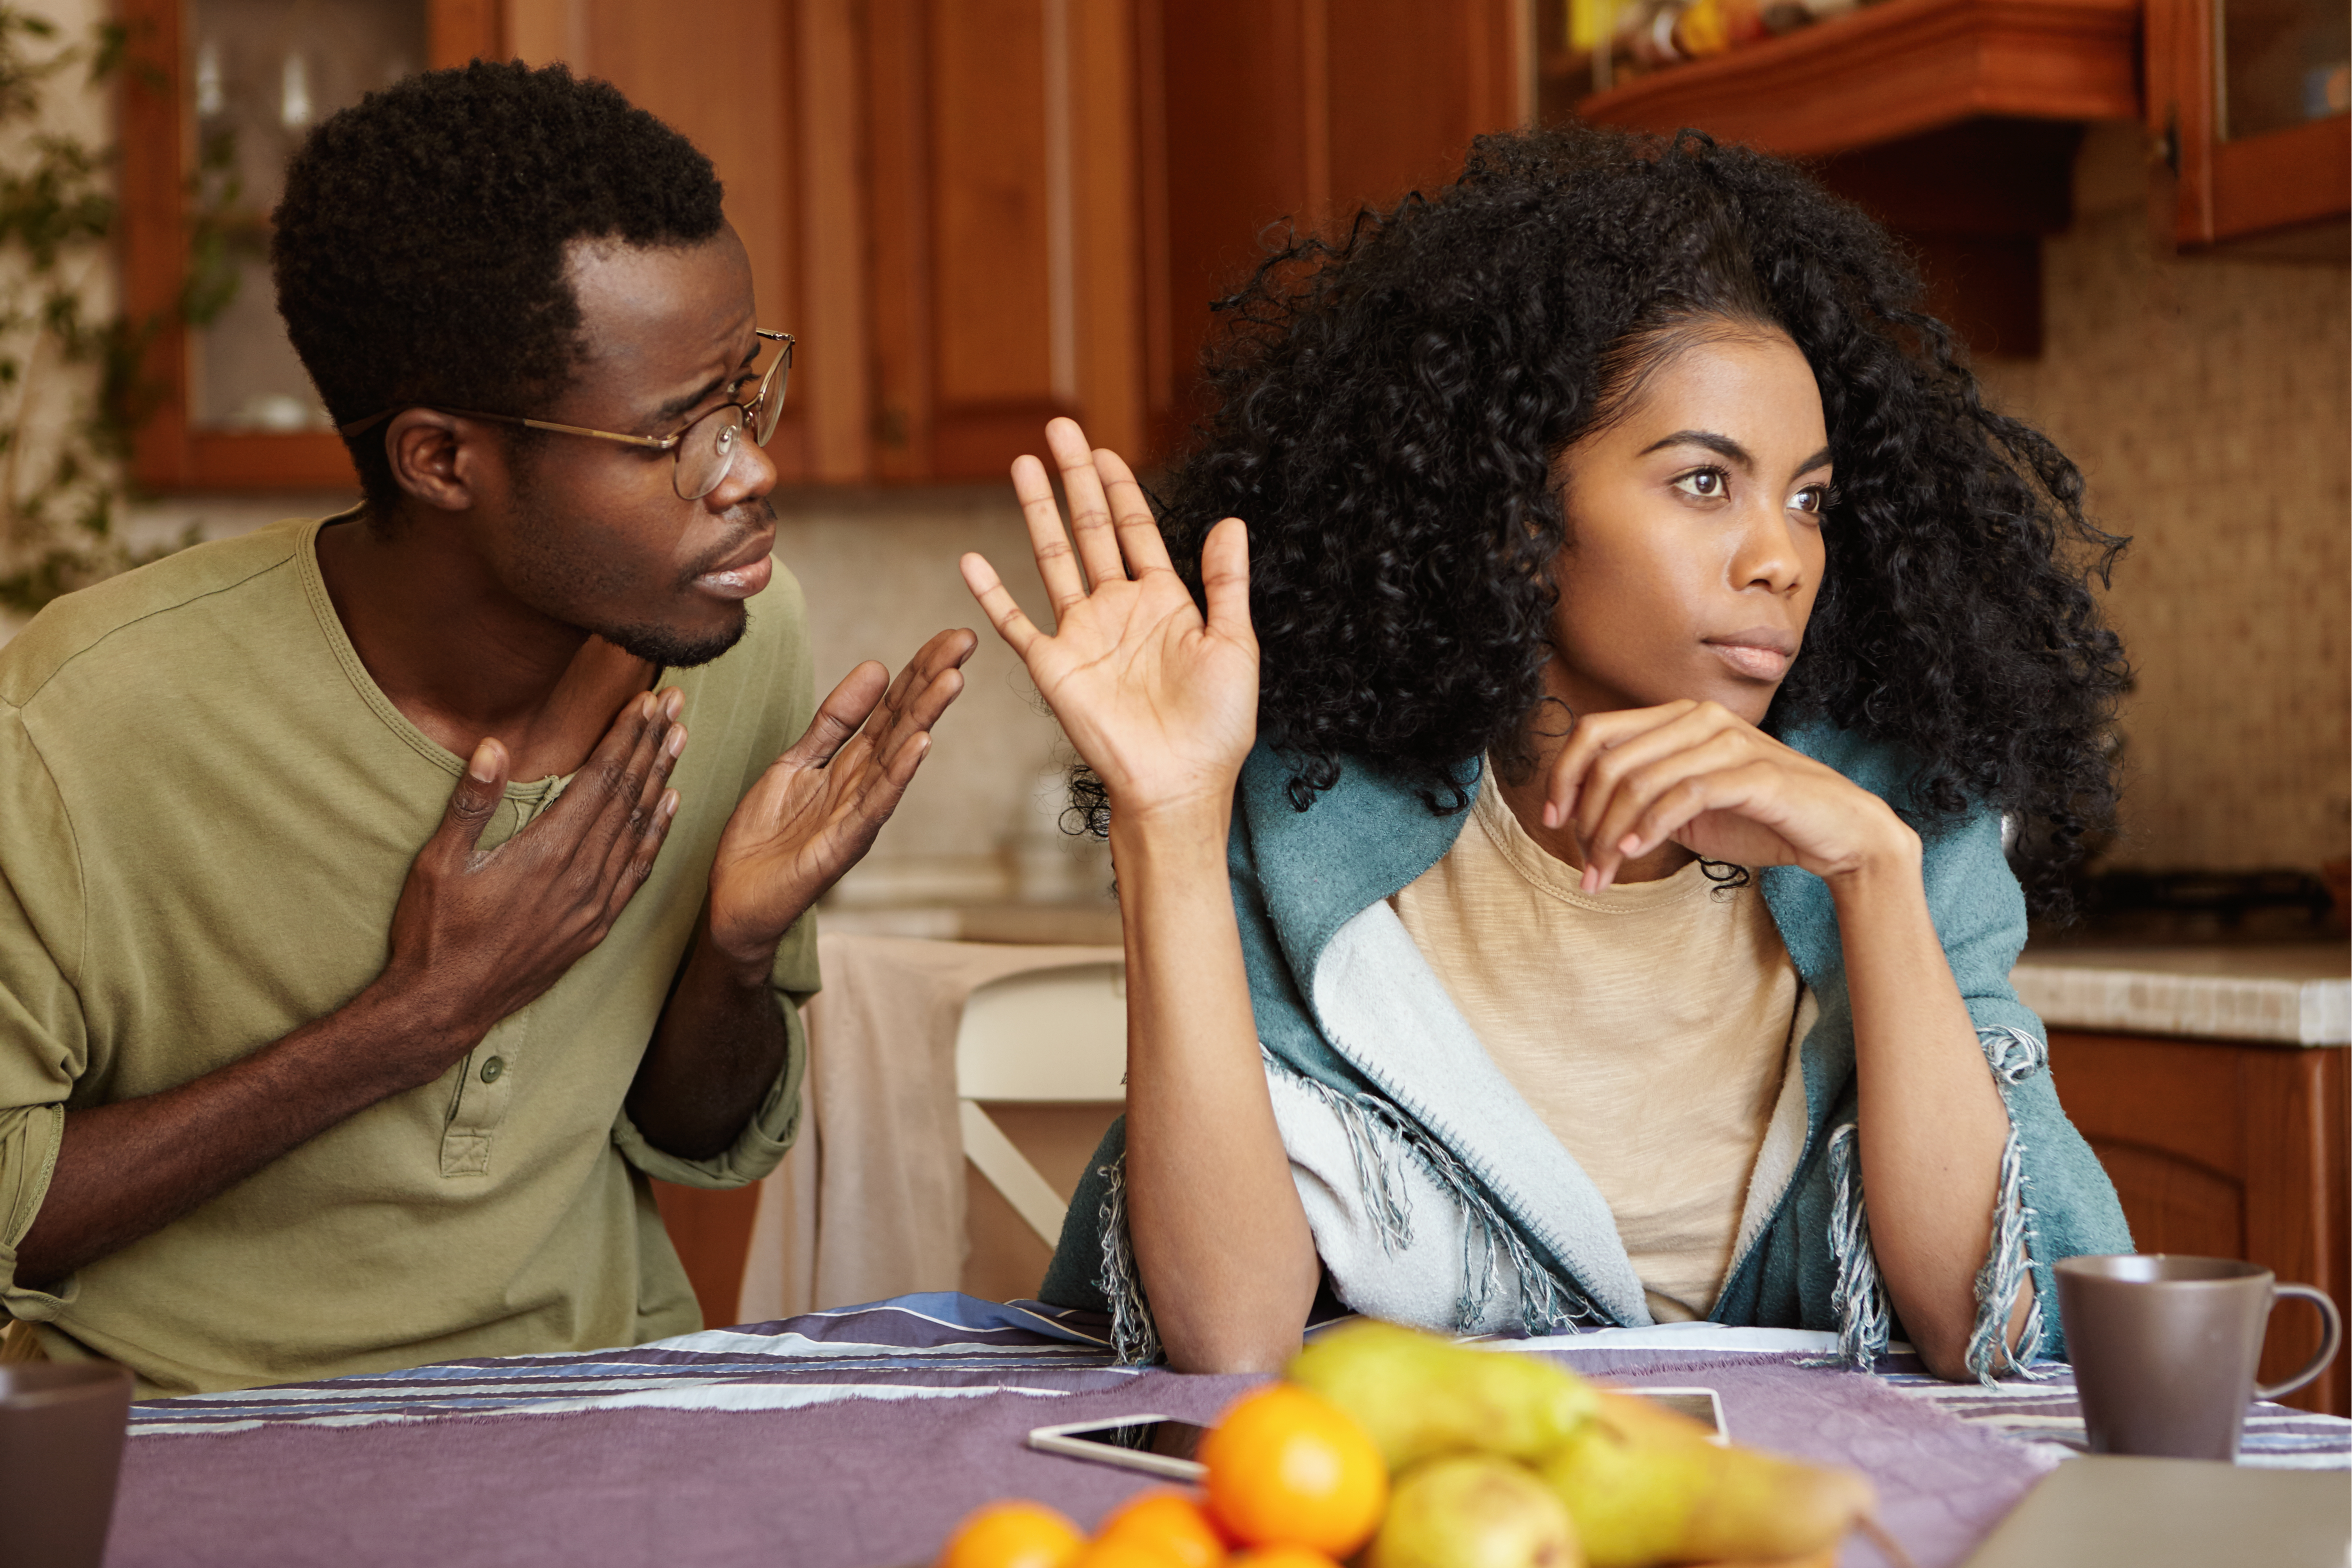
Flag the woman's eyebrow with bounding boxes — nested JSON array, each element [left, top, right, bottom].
[[1640, 430, 1752, 468], [1794, 445, 1834, 475]]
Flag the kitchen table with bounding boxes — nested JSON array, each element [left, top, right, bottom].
[[106, 1297, 2351, 1568]]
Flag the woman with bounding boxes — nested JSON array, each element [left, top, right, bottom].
[[959, 126, 2131, 1382]]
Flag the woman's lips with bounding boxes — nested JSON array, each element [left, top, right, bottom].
[[694, 553, 774, 600], [1703, 633, 1795, 681]]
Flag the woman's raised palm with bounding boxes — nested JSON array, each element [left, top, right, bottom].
[[961, 419, 1258, 817]]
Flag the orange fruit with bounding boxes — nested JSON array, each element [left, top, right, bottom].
[[1069, 1536, 1193, 1568], [938, 1500, 1086, 1568], [1227, 1550, 1344, 1568], [1197, 1385, 1388, 1556], [1096, 1492, 1228, 1568]]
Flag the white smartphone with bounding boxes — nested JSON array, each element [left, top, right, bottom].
[[1023, 1389, 1725, 1480], [1026, 1415, 1212, 1480], [1628, 1386, 1730, 1443]]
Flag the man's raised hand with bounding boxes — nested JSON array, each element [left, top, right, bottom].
[[959, 417, 1257, 823], [703, 627, 977, 974]]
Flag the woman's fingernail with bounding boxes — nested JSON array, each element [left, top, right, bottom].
[[468, 741, 497, 782], [666, 726, 686, 757], [1620, 833, 1642, 855], [661, 790, 681, 820]]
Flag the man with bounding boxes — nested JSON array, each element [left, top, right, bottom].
[[0, 62, 974, 1394]]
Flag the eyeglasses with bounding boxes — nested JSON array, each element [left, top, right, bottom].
[[337, 330, 794, 501]]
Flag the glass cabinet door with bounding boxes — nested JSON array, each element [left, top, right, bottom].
[[2146, 0, 2352, 247], [116, 0, 498, 488], [185, 0, 428, 434], [2219, 0, 2351, 142]]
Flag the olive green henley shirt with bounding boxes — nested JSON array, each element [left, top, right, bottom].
[[0, 515, 817, 1395]]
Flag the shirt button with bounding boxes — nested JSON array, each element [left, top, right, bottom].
[[479, 1056, 506, 1084]]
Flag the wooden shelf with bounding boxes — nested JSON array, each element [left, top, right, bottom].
[[1573, 0, 2141, 157]]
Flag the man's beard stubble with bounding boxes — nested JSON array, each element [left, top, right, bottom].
[[509, 478, 763, 671], [599, 606, 748, 670]]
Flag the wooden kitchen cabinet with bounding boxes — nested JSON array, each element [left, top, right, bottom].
[[2144, 0, 2351, 248], [1144, 0, 1526, 450], [859, 0, 1148, 480], [119, 0, 501, 489], [2048, 1030, 2350, 1416], [1565, 0, 2140, 357], [123, 0, 1534, 490], [1565, 0, 2140, 156], [852, 0, 1527, 475]]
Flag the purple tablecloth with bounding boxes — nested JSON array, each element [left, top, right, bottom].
[[106, 1296, 2351, 1568]]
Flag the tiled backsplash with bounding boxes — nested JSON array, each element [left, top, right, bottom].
[[1975, 122, 2350, 874], [761, 484, 1105, 908]]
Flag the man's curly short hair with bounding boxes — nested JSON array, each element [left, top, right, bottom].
[[272, 61, 725, 509], [1120, 124, 2129, 913]]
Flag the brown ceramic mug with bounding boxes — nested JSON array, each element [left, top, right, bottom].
[[2056, 1254, 2344, 1462], [0, 1360, 135, 1567]]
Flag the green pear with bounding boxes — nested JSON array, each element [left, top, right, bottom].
[[1287, 1320, 1600, 1472], [1368, 1454, 1584, 1568], [1535, 1393, 1875, 1568]]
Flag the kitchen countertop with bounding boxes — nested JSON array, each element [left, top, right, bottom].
[[815, 902, 1123, 946], [818, 907, 2352, 1046], [2010, 942, 2351, 1046]]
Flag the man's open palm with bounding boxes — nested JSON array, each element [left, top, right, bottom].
[[705, 627, 975, 968]]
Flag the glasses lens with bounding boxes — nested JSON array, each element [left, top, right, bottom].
[[675, 408, 742, 500], [750, 345, 789, 447]]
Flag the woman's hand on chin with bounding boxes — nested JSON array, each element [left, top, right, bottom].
[[961, 418, 1259, 822], [1542, 699, 1918, 892]]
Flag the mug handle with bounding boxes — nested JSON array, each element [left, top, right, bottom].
[[2253, 1284, 2344, 1401]]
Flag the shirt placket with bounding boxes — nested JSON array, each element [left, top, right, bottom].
[[437, 781, 560, 1178]]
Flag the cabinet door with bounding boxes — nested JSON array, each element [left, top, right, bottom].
[[526, 0, 1145, 485], [2049, 1031, 2350, 1416], [2146, 0, 2352, 247], [865, 0, 1146, 481], [1146, 0, 1526, 450], [121, 0, 502, 490], [509, 0, 866, 484]]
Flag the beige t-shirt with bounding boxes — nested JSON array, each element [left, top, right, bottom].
[[0, 516, 818, 1394], [1389, 765, 1802, 1321]]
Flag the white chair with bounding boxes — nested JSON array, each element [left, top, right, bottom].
[[954, 961, 1128, 1248]]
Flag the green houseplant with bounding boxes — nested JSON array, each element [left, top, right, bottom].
[[0, 5, 247, 616]]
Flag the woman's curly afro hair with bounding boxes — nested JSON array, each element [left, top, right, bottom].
[[272, 61, 724, 510], [1135, 124, 2128, 913]]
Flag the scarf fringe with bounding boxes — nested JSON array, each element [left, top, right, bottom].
[[1095, 1024, 2054, 1370], [1964, 1025, 2050, 1385], [1809, 1027, 2053, 1383], [1093, 1155, 1162, 1366], [1269, 1052, 1416, 1257], [1964, 1119, 2047, 1384], [1264, 1051, 1605, 1337], [1805, 1122, 1891, 1373]]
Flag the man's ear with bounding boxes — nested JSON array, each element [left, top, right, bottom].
[[384, 409, 492, 512]]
